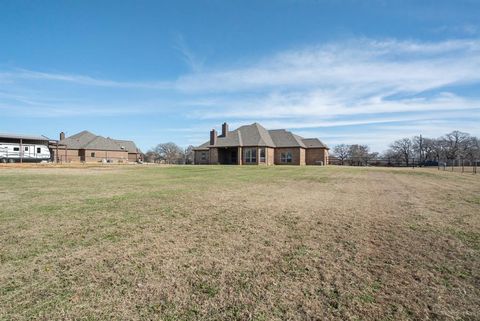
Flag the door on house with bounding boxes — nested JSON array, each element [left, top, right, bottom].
[[218, 147, 238, 164], [230, 149, 238, 164]]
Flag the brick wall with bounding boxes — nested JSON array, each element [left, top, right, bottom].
[[82, 150, 129, 163], [52, 148, 81, 163], [274, 148, 305, 165], [306, 148, 329, 165], [209, 148, 218, 164], [128, 153, 140, 162], [194, 150, 210, 164]]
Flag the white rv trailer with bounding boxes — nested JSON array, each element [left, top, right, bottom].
[[0, 133, 51, 163]]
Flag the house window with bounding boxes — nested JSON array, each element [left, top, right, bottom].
[[91, 152, 96, 157], [244, 148, 257, 163], [24, 146, 29, 151], [259, 148, 266, 162], [37, 147, 41, 153], [201, 152, 207, 161], [281, 152, 293, 163], [13, 147, 19, 151]]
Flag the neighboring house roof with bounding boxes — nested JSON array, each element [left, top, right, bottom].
[[194, 123, 328, 150], [59, 130, 140, 152]]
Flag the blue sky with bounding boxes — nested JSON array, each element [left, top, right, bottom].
[[1, 0, 479, 152]]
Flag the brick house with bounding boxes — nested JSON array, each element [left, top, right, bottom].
[[52, 131, 142, 163], [193, 122, 329, 165]]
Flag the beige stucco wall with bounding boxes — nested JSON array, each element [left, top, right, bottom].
[[299, 148, 306, 165], [266, 147, 275, 165], [237, 147, 242, 165]]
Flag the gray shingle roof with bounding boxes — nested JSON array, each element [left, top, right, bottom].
[[60, 131, 97, 149], [113, 139, 140, 153], [84, 136, 124, 151], [60, 131, 139, 152], [193, 141, 210, 150], [269, 129, 306, 148], [215, 130, 243, 147], [302, 138, 328, 149], [194, 123, 329, 150], [239, 123, 275, 147]]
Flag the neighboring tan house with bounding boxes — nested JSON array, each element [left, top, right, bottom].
[[52, 131, 142, 163], [193, 122, 329, 165]]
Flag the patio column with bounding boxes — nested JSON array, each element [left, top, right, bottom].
[[238, 147, 242, 165]]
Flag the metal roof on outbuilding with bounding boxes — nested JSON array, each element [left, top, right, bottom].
[[0, 133, 51, 141]]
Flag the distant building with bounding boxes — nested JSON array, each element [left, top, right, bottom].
[[193, 122, 329, 165], [52, 131, 142, 163]]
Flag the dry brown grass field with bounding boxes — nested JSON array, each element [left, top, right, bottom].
[[0, 165, 479, 321]]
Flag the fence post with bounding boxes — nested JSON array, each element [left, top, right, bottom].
[[462, 158, 464, 173]]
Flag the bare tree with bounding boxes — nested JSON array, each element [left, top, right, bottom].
[[464, 136, 480, 163], [333, 144, 350, 165], [153, 142, 184, 164], [441, 131, 471, 161], [421, 138, 438, 163], [144, 150, 160, 163], [383, 149, 403, 166], [348, 144, 370, 166], [390, 138, 413, 166], [413, 135, 425, 165], [184, 145, 195, 164]]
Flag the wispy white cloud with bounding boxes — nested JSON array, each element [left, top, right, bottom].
[[173, 38, 480, 93], [172, 33, 205, 73], [0, 68, 172, 89]]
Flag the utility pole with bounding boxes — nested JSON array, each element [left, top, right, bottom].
[[419, 134, 423, 166]]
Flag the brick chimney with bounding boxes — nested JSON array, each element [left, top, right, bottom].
[[221, 122, 229, 137], [210, 129, 217, 145], [60, 132, 65, 141]]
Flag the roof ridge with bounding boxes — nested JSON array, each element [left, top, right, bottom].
[[82, 135, 104, 148]]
